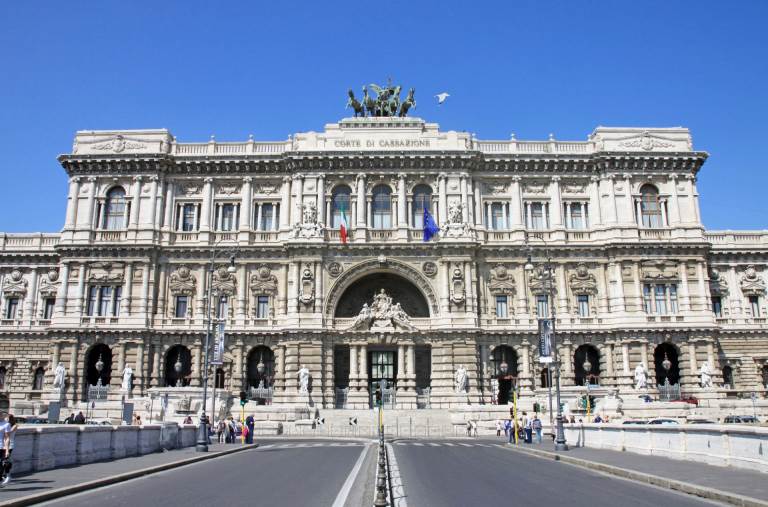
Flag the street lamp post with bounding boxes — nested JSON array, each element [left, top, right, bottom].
[[197, 243, 237, 452], [525, 236, 568, 451]]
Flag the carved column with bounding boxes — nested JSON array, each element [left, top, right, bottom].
[[604, 342, 615, 383], [473, 179, 483, 227], [407, 344, 415, 385], [24, 269, 38, 321], [129, 176, 142, 229], [520, 341, 531, 388], [84, 177, 97, 230], [240, 176, 252, 232], [55, 263, 70, 317], [162, 180, 174, 230], [397, 173, 407, 227], [135, 342, 144, 393], [355, 173, 366, 228], [151, 343, 161, 387], [588, 176, 602, 226], [141, 176, 158, 227], [686, 175, 702, 224], [360, 344, 368, 388], [550, 176, 563, 227], [688, 342, 697, 380], [679, 261, 691, 311], [397, 344, 405, 389], [235, 342, 244, 391], [604, 176, 617, 224], [623, 173, 634, 225], [316, 174, 326, 224], [437, 173, 447, 225], [200, 177, 213, 232], [349, 344, 359, 388], [460, 173, 469, 223], [280, 176, 290, 229], [140, 265, 150, 318], [621, 342, 630, 375], [668, 174, 681, 225], [289, 174, 303, 226], [191, 345, 201, 387], [69, 342, 79, 401], [236, 264, 247, 320], [610, 262, 626, 312], [75, 264, 86, 317], [65, 177, 81, 230], [556, 264, 568, 316]]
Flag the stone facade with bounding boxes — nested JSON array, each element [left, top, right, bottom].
[[0, 117, 766, 415]]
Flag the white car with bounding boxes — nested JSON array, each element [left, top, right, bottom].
[[647, 418, 679, 425]]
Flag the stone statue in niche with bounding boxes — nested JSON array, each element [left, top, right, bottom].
[[447, 200, 463, 224], [347, 289, 416, 331], [700, 362, 713, 389], [292, 202, 324, 239], [450, 267, 466, 305], [298, 365, 311, 393], [122, 366, 133, 391], [455, 365, 468, 393], [298, 267, 315, 305], [634, 363, 648, 390], [440, 200, 475, 239], [53, 362, 66, 391]]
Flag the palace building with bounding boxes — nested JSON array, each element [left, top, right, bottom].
[[1, 114, 767, 418]]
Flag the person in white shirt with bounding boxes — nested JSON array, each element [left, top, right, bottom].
[[0, 411, 15, 487]]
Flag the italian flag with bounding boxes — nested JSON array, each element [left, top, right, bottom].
[[339, 205, 349, 244]]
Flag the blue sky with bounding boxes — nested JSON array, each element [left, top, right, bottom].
[[1, 1, 766, 232]]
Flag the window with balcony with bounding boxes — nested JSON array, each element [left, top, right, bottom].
[[643, 283, 678, 315], [331, 185, 352, 229], [536, 294, 549, 318], [749, 295, 761, 317], [527, 202, 549, 230], [216, 204, 237, 231], [639, 184, 663, 228], [4, 297, 19, 319], [256, 296, 270, 319], [175, 296, 188, 318], [103, 186, 127, 230], [179, 203, 198, 232], [566, 202, 588, 230], [711, 296, 723, 318], [86, 286, 122, 317], [577, 295, 590, 317], [490, 203, 506, 230], [411, 184, 433, 228], [372, 185, 392, 229], [43, 298, 55, 320], [260, 203, 276, 231], [495, 295, 508, 318]]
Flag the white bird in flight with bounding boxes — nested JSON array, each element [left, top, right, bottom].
[[435, 92, 450, 105]]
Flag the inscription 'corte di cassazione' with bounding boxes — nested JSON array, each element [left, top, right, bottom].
[[333, 139, 431, 148]]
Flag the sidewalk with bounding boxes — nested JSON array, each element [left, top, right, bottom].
[[505, 440, 768, 506], [0, 442, 256, 507]]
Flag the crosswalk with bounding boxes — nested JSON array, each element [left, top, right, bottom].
[[394, 441, 500, 448]]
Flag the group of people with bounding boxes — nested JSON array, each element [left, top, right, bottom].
[[63, 412, 86, 424], [496, 412, 544, 444], [181, 414, 257, 445], [0, 411, 18, 488]]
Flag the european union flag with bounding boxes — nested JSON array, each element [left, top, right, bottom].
[[423, 206, 440, 242]]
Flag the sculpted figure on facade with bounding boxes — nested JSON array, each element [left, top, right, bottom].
[[212, 266, 236, 297], [53, 362, 66, 391], [440, 200, 474, 239], [298, 267, 315, 306], [169, 266, 197, 296], [292, 202, 324, 239], [700, 362, 713, 389], [740, 265, 766, 297], [250, 266, 278, 296], [709, 267, 729, 298], [569, 263, 598, 315], [38, 269, 61, 306], [298, 365, 310, 394], [455, 365, 468, 393], [450, 267, 466, 305], [122, 366, 133, 391], [488, 264, 516, 305], [348, 289, 416, 331], [634, 363, 648, 390], [2, 269, 28, 298]]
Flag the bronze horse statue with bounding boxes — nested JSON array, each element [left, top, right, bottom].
[[363, 86, 377, 117], [346, 89, 364, 117], [399, 88, 416, 117]]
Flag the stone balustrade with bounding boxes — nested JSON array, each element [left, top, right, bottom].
[[8, 423, 198, 474], [564, 423, 768, 473]]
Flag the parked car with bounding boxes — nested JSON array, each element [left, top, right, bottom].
[[647, 418, 679, 425], [686, 418, 715, 424], [622, 419, 647, 425], [723, 415, 759, 424], [15, 416, 48, 424]]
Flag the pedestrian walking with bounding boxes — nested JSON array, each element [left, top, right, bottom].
[[0, 412, 17, 487], [64, 413, 75, 424], [74, 411, 85, 424], [495, 419, 502, 437], [532, 414, 543, 444], [522, 412, 532, 444], [471, 420, 478, 437], [245, 414, 255, 444], [506, 418, 514, 444], [223, 418, 232, 443], [217, 419, 225, 443], [466, 420, 472, 437]]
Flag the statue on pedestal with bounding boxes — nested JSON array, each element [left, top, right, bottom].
[[298, 365, 310, 394], [53, 362, 66, 391], [121, 366, 133, 391], [700, 362, 713, 388], [455, 365, 468, 393], [634, 363, 648, 390]]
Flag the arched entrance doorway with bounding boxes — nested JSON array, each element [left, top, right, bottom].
[[722, 365, 734, 388], [84, 343, 112, 388], [165, 345, 192, 387], [492, 346, 518, 404], [0, 394, 8, 412], [654, 343, 680, 385], [574, 345, 600, 386], [247, 346, 275, 389], [334, 273, 429, 318]]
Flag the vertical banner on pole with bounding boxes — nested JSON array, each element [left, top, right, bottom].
[[211, 322, 226, 366], [538, 318, 554, 364]]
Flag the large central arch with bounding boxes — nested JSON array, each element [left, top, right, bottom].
[[335, 273, 429, 317], [325, 259, 438, 319]]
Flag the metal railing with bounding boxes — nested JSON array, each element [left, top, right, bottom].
[[249, 386, 273, 404], [334, 387, 349, 409], [87, 380, 109, 401], [416, 387, 431, 409], [657, 379, 682, 401]]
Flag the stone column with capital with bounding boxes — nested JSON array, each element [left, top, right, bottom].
[[134, 342, 144, 394], [550, 176, 563, 227], [623, 173, 635, 225], [200, 177, 213, 233], [64, 177, 81, 232], [397, 173, 407, 228], [280, 176, 291, 229], [140, 176, 159, 229], [83, 177, 97, 232], [473, 180, 483, 227], [239, 177, 252, 238], [292, 174, 304, 226], [437, 173, 448, 225], [668, 174, 681, 225], [162, 180, 174, 231], [588, 176, 603, 226], [355, 173, 366, 228], [129, 176, 143, 229], [54, 263, 70, 317], [510, 176, 522, 228], [316, 174, 326, 225], [460, 173, 469, 223]]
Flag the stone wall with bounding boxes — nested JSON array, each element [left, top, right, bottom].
[[7, 423, 197, 474]]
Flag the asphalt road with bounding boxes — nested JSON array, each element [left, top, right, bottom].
[[391, 440, 722, 507], [40, 440, 372, 507]]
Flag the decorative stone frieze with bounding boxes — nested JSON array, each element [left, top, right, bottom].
[[740, 265, 766, 296], [250, 266, 278, 296], [2, 270, 27, 297], [169, 266, 197, 296]]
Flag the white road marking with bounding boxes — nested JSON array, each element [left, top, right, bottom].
[[457, 443, 473, 447], [428, 443, 442, 447], [443, 442, 456, 446], [331, 443, 371, 507], [412, 442, 424, 446]]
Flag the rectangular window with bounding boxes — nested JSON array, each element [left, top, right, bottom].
[[217, 295, 229, 319], [260, 204, 274, 231], [750, 296, 761, 317], [87, 286, 98, 316], [256, 296, 270, 319], [577, 295, 590, 317], [495, 295, 508, 318], [654, 285, 667, 315], [5, 297, 19, 319], [712, 296, 723, 318], [175, 295, 188, 318], [569, 203, 588, 230], [536, 294, 549, 318], [530, 203, 547, 230], [220, 204, 236, 231], [98, 286, 112, 316], [491, 203, 506, 230], [669, 284, 678, 314], [643, 284, 653, 313], [43, 298, 56, 319], [181, 204, 196, 231]]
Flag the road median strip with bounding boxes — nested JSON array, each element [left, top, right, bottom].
[[502, 444, 768, 507], [0, 444, 259, 507]]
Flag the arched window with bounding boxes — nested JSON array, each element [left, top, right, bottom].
[[411, 184, 433, 228], [654, 343, 680, 385], [540, 367, 551, 388], [33, 367, 45, 390], [639, 184, 663, 228], [574, 345, 600, 386], [0, 366, 6, 390], [372, 185, 392, 229], [104, 187, 127, 230], [330, 185, 351, 228], [722, 365, 734, 388]]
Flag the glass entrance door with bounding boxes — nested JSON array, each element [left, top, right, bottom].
[[368, 350, 397, 408]]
